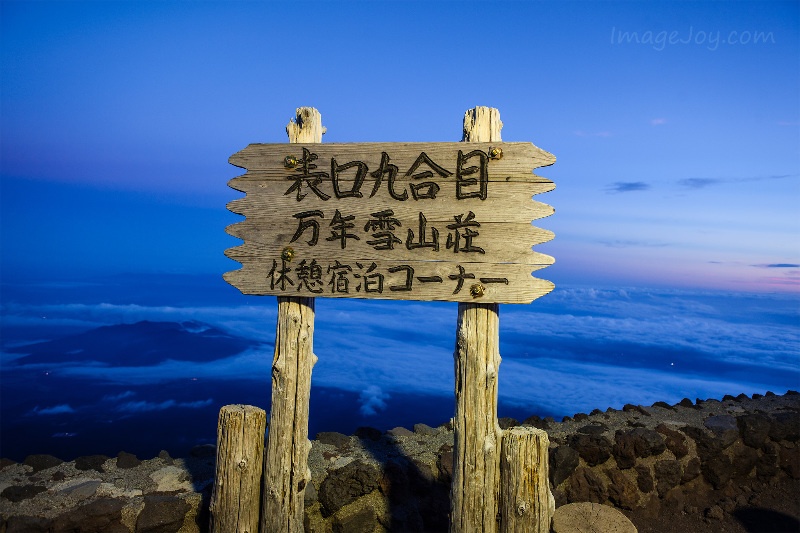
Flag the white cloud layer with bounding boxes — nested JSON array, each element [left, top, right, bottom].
[[117, 398, 213, 413], [4, 286, 798, 418], [358, 386, 390, 416], [29, 404, 75, 415]]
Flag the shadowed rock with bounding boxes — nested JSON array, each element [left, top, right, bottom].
[[23, 455, 63, 474], [550, 445, 580, 487], [319, 460, 380, 516], [568, 434, 612, 466], [605, 468, 639, 510], [737, 413, 771, 448], [704, 415, 739, 448], [566, 467, 607, 504]]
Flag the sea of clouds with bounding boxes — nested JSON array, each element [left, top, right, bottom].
[[3, 275, 797, 423]]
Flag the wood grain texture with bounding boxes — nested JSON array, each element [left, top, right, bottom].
[[262, 297, 316, 533], [450, 106, 505, 533], [210, 404, 267, 533], [260, 108, 321, 533], [451, 301, 503, 533], [500, 427, 554, 533]]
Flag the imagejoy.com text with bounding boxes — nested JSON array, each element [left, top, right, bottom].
[[611, 26, 776, 51]]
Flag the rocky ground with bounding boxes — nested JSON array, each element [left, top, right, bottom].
[[1, 391, 798, 532]]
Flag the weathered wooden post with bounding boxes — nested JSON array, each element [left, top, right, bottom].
[[450, 107, 504, 533], [210, 404, 267, 533], [450, 107, 554, 533], [500, 427, 554, 533], [261, 107, 323, 533]]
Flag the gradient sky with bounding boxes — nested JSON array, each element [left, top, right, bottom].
[[1, 0, 798, 293], [2, 1, 799, 460]]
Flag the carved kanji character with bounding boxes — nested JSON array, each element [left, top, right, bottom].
[[405, 152, 452, 200], [365, 209, 402, 250], [406, 212, 439, 251], [284, 147, 332, 201], [355, 262, 384, 293], [331, 158, 368, 199], [327, 261, 353, 293], [267, 259, 294, 291], [325, 209, 360, 249], [456, 149, 488, 200], [445, 211, 485, 254], [370, 152, 406, 200], [295, 259, 324, 293], [290, 210, 324, 246]]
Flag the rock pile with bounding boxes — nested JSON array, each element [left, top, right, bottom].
[[1, 391, 798, 532], [0, 449, 214, 532]]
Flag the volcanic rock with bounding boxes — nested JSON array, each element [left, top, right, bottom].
[[319, 460, 380, 516], [703, 415, 739, 448], [1, 484, 47, 503], [737, 413, 771, 448], [75, 455, 109, 472], [22, 454, 63, 474], [568, 434, 612, 466], [317, 431, 351, 448], [550, 445, 580, 487], [116, 451, 141, 469], [566, 467, 607, 504], [655, 424, 689, 458], [634, 464, 654, 493], [769, 412, 800, 442], [605, 468, 639, 510], [135, 493, 191, 532]]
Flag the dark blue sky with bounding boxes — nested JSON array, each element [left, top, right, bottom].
[[1, 1, 798, 459], [1, 0, 798, 291]]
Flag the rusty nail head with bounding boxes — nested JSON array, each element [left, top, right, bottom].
[[470, 283, 485, 298], [281, 247, 295, 262], [284, 155, 298, 168], [488, 147, 503, 160]]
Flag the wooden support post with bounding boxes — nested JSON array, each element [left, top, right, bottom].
[[261, 107, 323, 533], [451, 107, 552, 533], [500, 427, 554, 533], [450, 106, 504, 533], [211, 404, 267, 533]]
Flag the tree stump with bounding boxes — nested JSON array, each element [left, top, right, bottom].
[[500, 427, 554, 533], [211, 404, 267, 533]]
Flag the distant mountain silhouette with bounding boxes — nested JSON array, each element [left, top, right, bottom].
[[8, 321, 258, 366]]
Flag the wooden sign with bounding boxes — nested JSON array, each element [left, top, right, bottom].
[[224, 142, 555, 303]]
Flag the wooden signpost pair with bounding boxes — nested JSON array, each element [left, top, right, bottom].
[[211, 107, 556, 532]]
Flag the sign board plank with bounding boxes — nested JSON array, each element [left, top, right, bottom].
[[223, 257, 554, 304], [226, 220, 554, 265], [225, 141, 555, 304], [228, 178, 554, 225], [228, 142, 554, 183]]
